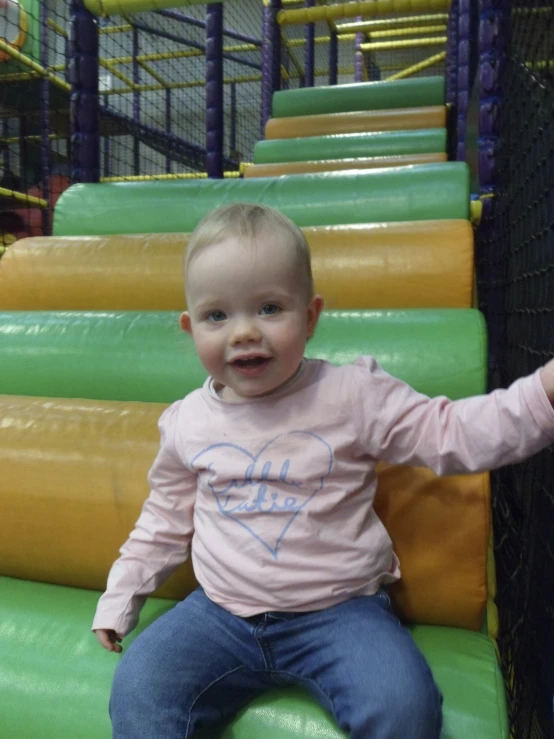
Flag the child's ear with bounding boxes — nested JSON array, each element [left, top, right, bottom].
[[179, 312, 192, 335], [306, 295, 324, 339]]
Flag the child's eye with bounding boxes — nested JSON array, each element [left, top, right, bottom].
[[206, 310, 227, 323], [260, 304, 280, 316]]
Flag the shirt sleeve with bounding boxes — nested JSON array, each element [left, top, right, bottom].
[[92, 401, 197, 637], [351, 356, 554, 476]]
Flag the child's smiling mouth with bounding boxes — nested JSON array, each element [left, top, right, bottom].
[[230, 356, 273, 376]]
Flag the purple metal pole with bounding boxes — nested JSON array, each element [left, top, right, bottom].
[[206, 3, 224, 178], [446, 0, 459, 107], [230, 81, 237, 157], [329, 30, 338, 85], [165, 88, 172, 174], [103, 92, 110, 177], [132, 26, 140, 175], [156, 8, 262, 47], [69, 0, 99, 184], [39, 0, 51, 234], [478, 0, 508, 193], [354, 18, 364, 82], [304, 0, 315, 87], [261, 0, 282, 132]]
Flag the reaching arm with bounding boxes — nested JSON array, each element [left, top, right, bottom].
[[352, 357, 554, 476], [92, 402, 197, 640]]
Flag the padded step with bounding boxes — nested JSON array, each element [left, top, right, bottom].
[[272, 76, 445, 117], [253, 129, 447, 164], [0, 577, 508, 739], [53, 163, 470, 235], [245, 153, 448, 177], [265, 106, 447, 139], [0, 221, 473, 310], [0, 309, 487, 402]]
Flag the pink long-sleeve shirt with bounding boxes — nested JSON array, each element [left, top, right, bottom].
[[92, 357, 554, 636]]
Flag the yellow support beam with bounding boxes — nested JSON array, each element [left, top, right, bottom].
[[367, 24, 447, 38], [85, 0, 222, 17], [360, 35, 446, 51], [0, 39, 71, 92], [278, 0, 450, 27], [101, 171, 241, 182], [47, 18, 68, 39], [336, 13, 448, 32], [386, 51, 446, 80], [0, 187, 48, 208]]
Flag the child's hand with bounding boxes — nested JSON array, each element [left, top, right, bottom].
[[95, 628, 123, 653], [540, 358, 554, 403]]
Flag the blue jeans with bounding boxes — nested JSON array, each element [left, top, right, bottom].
[[110, 588, 442, 738]]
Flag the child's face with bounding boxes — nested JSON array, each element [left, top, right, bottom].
[[180, 231, 323, 401]]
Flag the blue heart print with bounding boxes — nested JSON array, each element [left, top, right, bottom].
[[191, 431, 334, 559]]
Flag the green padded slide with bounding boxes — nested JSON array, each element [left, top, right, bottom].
[[0, 309, 487, 402], [253, 129, 447, 165], [0, 576, 509, 739], [272, 76, 445, 117], [53, 163, 470, 236]]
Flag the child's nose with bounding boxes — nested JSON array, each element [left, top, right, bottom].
[[230, 317, 262, 345]]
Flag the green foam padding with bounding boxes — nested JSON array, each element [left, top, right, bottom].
[[53, 163, 470, 236], [272, 76, 445, 118], [0, 309, 487, 402], [0, 576, 508, 739], [253, 129, 447, 165]]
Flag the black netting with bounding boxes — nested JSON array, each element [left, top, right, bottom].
[[98, 1, 262, 179], [476, 2, 554, 738], [0, 0, 70, 244]]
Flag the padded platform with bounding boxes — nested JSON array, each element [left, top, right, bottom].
[[272, 76, 445, 117], [0, 221, 473, 310], [53, 164, 470, 235], [253, 129, 447, 164], [0, 577, 508, 739], [244, 153, 448, 177], [264, 106, 447, 139], [0, 309, 487, 402]]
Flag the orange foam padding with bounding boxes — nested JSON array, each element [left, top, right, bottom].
[[0, 396, 489, 630], [265, 106, 447, 140], [243, 152, 448, 177], [0, 220, 473, 310]]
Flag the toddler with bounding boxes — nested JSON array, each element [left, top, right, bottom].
[[94, 203, 554, 739]]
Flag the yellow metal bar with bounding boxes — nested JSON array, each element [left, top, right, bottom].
[[368, 24, 447, 37], [0, 134, 63, 145], [85, 0, 222, 17], [0, 40, 71, 92], [278, 0, 451, 27], [386, 51, 446, 80], [137, 60, 168, 87], [106, 74, 262, 95], [0, 71, 40, 83], [100, 24, 133, 34], [336, 13, 448, 32], [360, 35, 446, 51], [101, 171, 241, 182], [100, 59, 139, 89], [105, 43, 259, 68], [285, 33, 357, 47], [0, 187, 47, 208], [47, 18, 68, 39]]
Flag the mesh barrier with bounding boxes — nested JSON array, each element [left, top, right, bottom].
[[476, 2, 554, 737], [0, 0, 70, 244], [98, 1, 260, 181], [279, 11, 447, 88]]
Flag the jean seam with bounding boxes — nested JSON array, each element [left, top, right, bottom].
[[184, 665, 246, 739]]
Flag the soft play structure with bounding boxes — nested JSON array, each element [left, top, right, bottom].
[[0, 69, 509, 739]]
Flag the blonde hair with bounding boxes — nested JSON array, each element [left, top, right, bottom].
[[185, 202, 314, 299]]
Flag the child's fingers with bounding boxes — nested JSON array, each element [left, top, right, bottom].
[[95, 629, 123, 652]]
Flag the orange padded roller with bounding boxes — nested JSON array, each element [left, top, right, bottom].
[[0, 396, 489, 630], [265, 106, 447, 140], [244, 152, 447, 177], [0, 220, 473, 310]]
